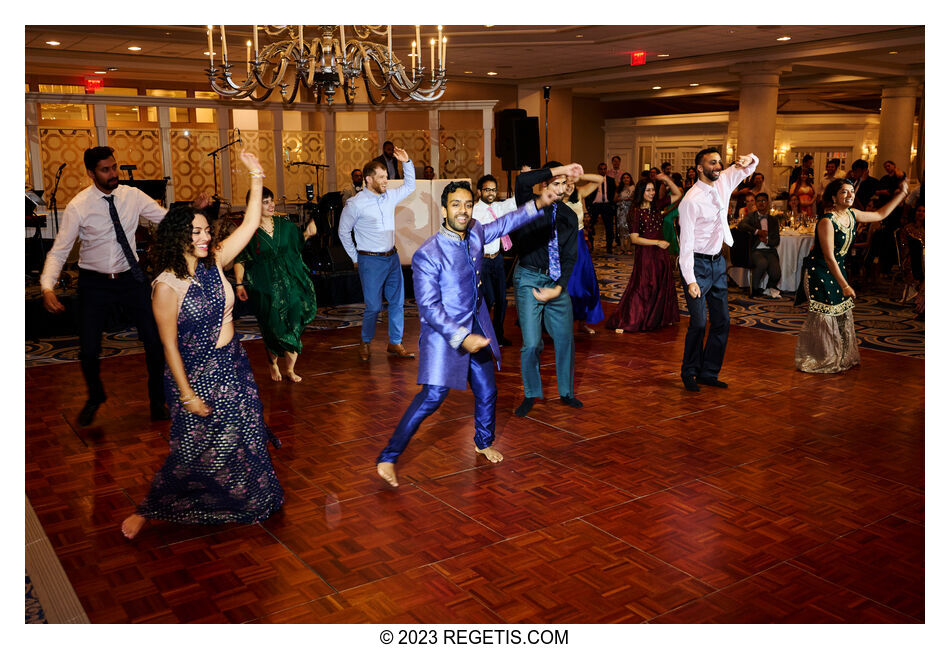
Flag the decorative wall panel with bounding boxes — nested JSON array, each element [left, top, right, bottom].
[[439, 129, 484, 183], [335, 131, 379, 190], [387, 130, 430, 173], [39, 128, 96, 206], [282, 130, 327, 201], [107, 129, 163, 183], [170, 129, 220, 203], [229, 130, 276, 206]]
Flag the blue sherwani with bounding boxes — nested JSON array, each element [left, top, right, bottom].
[[376, 200, 544, 464]]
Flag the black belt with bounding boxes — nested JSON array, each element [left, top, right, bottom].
[[694, 252, 723, 261], [357, 247, 397, 257], [79, 268, 136, 280], [520, 263, 548, 275]]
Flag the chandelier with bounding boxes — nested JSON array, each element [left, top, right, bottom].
[[205, 25, 448, 105]]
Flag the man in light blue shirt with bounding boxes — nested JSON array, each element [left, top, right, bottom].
[[338, 146, 416, 361]]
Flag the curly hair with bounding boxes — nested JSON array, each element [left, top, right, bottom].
[[151, 206, 216, 279]]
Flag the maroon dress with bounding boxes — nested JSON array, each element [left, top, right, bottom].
[[605, 207, 680, 332]]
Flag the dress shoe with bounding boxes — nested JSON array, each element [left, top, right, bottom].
[[77, 397, 105, 427], [514, 397, 536, 417], [358, 341, 371, 361], [499, 336, 513, 347], [682, 375, 700, 392], [560, 395, 583, 408], [150, 404, 170, 421], [697, 376, 728, 388], [386, 343, 415, 358]]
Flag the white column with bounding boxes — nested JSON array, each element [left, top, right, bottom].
[[875, 82, 918, 178], [26, 102, 44, 191], [271, 108, 285, 202], [482, 107, 493, 176], [157, 106, 174, 204], [735, 64, 781, 196], [93, 104, 108, 146], [217, 107, 232, 201], [429, 108, 439, 176]]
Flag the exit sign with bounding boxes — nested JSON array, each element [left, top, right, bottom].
[[630, 51, 646, 66]]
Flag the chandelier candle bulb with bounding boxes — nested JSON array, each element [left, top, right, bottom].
[[430, 38, 435, 78], [299, 26, 304, 55], [441, 36, 447, 69], [387, 25, 392, 62], [246, 40, 251, 74], [340, 25, 345, 49], [220, 25, 228, 62], [207, 26, 214, 66], [415, 25, 421, 54], [253, 25, 258, 59]]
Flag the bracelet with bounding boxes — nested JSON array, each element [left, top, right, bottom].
[[249, 171, 266, 178], [180, 394, 197, 404], [235, 283, 244, 287]]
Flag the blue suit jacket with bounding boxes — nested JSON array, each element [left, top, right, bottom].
[[412, 200, 543, 390]]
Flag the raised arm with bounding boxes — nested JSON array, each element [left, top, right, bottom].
[[574, 173, 605, 200], [389, 147, 416, 202], [655, 172, 682, 203], [216, 152, 264, 267], [853, 178, 909, 223]]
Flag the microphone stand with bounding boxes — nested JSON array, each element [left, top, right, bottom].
[[288, 161, 330, 203], [207, 136, 243, 201], [48, 164, 66, 232]]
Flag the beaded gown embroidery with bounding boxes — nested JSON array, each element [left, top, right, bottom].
[[136, 262, 283, 524]]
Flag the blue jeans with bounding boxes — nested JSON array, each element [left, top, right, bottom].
[[513, 264, 575, 399], [357, 252, 404, 344], [376, 321, 497, 464], [681, 254, 730, 380]]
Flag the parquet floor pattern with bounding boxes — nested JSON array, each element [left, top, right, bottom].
[[25, 303, 924, 623]]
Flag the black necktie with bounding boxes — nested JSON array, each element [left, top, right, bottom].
[[104, 195, 146, 283]]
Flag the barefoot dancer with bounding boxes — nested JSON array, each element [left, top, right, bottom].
[[376, 181, 560, 487], [233, 186, 317, 383]]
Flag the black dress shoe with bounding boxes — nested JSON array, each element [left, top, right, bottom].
[[682, 376, 700, 392], [150, 404, 171, 421], [697, 376, 728, 388], [77, 398, 104, 427], [499, 337, 513, 347], [560, 395, 583, 408], [514, 397, 536, 417]]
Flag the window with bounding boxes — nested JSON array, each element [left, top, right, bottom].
[[146, 89, 188, 122], [194, 91, 218, 124]]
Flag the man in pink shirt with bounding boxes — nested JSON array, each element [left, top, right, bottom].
[[677, 147, 758, 392]]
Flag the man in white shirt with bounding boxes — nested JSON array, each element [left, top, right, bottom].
[[678, 147, 758, 392], [40, 146, 187, 426], [472, 174, 518, 346]]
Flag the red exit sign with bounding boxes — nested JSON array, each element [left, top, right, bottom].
[[630, 51, 646, 66]]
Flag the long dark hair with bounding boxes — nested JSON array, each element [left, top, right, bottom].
[[619, 172, 634, 188], [632, 179, 656, 209], [151, 206, 216, 279], [822, 178, 854, 206]]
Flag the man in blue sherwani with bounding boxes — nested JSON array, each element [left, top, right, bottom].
[[375, 178, 570, 487]]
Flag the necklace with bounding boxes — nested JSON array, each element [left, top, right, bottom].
[[832, 208, 851, 228], [260, 216, 274, 235]]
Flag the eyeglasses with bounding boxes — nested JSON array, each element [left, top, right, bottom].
[[481, 187, 498, 193]]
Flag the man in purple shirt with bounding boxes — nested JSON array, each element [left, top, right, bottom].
[[678, 148, 758, 392]]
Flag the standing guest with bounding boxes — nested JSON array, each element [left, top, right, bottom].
[[874, 160, 908, 273], [373, 140, 402, 180], [816, 158, 846, 208], [40, 146, 209, 426], [565, 175, 606, 335], [657, 161, 674, 208], [233, 187, 318, 382], [679, 148, 759, 392], [472, 174, 518, 346], [790, 170, 817, 218], [606, 174, 682, 333], [789, 154, 815, 188], [847, 160, 878, 210], [120, 152, 283, 539], [338, 146, 417, 361], [897, 204, 924, 298], [340, 168, 364, 203], [795, 177, 908, 373], [375, 182, 558, 488], [605, 155, 626, 183], [613, 172, 636, 255], [738, 192, 782, 298], [511, 161, 585, 417], [684, 167, 698, 191], [584, 162, 617, 254], [422, 165, 436, 180]]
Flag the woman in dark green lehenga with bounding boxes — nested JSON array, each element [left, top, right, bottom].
[[234, 187, 318, 382], [795, 177, 908, 373]]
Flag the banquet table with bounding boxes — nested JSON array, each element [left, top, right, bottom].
[[727, 229, 815, 293]]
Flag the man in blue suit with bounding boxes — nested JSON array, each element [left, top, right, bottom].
[[375, 179, 565, 487]]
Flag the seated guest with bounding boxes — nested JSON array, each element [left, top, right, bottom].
[[738, 192, 781, 298], [341, 168, 364, 203], [423, 165, 436, 180]]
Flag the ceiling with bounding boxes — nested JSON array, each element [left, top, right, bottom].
[[25, 24, 925, 114]]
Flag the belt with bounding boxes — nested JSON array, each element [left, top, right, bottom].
[[357, 247, 397, 257], [484, 252, 501, 259], [79, 268, 135, 280], [694, 252, 723, 261], [520, 263, 549, 275]]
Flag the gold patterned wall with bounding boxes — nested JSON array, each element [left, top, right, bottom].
[[439, 129, 484, 183], [25, 131, 32, 189], [229, 130, 276, 205], [39, 128, 96, 206], [387, 130, 430, 173], [108, 129, 163, 182], [335, 131, 379, 190], [282, 130, 326, 202], [170, 129, 220, 203]]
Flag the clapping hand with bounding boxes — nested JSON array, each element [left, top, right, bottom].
[[393, 146, 410, 163]]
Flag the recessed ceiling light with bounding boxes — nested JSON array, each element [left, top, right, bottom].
[[486, 71, 498, 76], [576, 34, 584, 38], [657, 53, 670, 57], [652, 86, 662, 90], [46, 41, 61, 46], [889, 50, 899, 54], [776, 36, 791, 41], [128, 46, 142, 51], [464, 71, 473, 74], [689, 83, 699, 87], [94, 71, 107, 75], [107, 67, 118, 71]]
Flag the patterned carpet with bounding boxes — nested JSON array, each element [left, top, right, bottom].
[[26, 574, 47, 624], [24, 254, 922, 367]]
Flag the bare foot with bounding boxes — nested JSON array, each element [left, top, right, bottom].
[[269, 363, 282, 382], [475, 446, 504, 463], [121, 514, 146, 539], [377, 462, 398, 487], [286, 370, 303, 383]]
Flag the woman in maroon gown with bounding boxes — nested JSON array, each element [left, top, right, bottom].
[[606, 174, 682, 332]]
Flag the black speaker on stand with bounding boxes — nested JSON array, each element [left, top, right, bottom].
[[494, 108, 541, 195]]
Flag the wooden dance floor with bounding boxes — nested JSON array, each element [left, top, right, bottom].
[[25, 305, 924, 623]]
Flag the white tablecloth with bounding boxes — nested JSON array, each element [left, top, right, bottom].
[[727, 231, 815, 292]]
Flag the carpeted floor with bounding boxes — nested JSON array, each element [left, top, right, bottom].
[[24, 253, 922, 367], [25, 574, 47, 624]]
